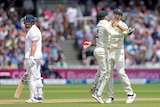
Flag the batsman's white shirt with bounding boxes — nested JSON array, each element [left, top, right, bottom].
[[25, 25, 42, 59]]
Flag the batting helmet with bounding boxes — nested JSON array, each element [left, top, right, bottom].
[[114, 9, 123, 15], [23, 14, 36, 22]]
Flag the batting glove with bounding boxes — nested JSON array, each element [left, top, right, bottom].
[[28, 56, 36, 68]]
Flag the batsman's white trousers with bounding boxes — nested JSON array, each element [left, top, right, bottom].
[[93, 47, 110, 96], [25, 59, 43, 99], [107, 48, 133, 97]]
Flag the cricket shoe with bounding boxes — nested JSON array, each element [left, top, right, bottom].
[[25, 97, 42, 103], [126, 93, 136, 104], [105, 97, 114, 103], [92, 94, 104, 104], [36, 97, 43, 103]]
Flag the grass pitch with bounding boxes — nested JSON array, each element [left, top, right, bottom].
[[0, 84, 160, 107]]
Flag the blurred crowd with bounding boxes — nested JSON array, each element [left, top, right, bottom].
[[76, 0, 160, 68], [0, 0, 160, 70], [0, 0, 69, 69]]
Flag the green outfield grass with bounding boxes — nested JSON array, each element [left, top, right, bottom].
[[0, 84, 160, 107]]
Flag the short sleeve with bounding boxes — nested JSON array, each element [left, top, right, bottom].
[[29, 27, 40, 41]]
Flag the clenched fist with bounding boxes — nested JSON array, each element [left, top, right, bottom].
[[83, 41, 92, 49]]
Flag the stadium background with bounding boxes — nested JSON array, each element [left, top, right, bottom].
[[0, 0, 160, 85]]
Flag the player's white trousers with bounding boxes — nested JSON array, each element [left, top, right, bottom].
[[91, 70, 100, 89], [107, 48, 133, 96], [25, 59, 43, 99], [106, 70, 114, 98], [93, 47, 110, 96]]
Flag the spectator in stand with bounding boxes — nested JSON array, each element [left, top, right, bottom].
[[41, 59, 63, 78], [1, 0, 160, 69], [22, 0, 35, 15], [53, 4, 65, 41], [84, 20, 96, 40], [50, 43, 59, 62], [84, 1, 97, 17], [74, 26, 85, 49], [41, 59, 52, 78], [3, 60, 16, 69], [141, 31, 154, 61], [81, 46, 94, 66], [40, 15, 52, 30], [65, 4, 78, 39], [125, 52, 135, 67], [55, 50, 67, 66], [0, 53, 3, 68], [150, 45, 159, 65], [0, 52, 10, 68], [56, 58, 68, 68], [10, 50, 19, 68]]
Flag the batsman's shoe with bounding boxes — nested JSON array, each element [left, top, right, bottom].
[[36, 97, 43, 103], [92, 94, 104, 104], [25, 97, 42, 103], [25, 98, 38, 103], [126, 93, 136, 104], [105, 97, 114, 103]]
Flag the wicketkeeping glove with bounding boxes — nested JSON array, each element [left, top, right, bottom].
[[28, 56, 36, 68], [127, 27, 135, 35], [123, 27, 135, 37]]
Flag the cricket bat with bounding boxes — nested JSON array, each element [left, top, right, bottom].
[[14, 72, 27, 98]]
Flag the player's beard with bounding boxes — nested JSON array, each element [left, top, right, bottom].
[[25, 27, 31, 32], [25, 25, 31, 29], [25, 28, 29, 32], [25, 25, 32, 31], [24, 22, 32, 29]]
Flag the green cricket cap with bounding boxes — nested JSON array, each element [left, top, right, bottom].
[[97, 10, 107, 19], [114, 9, 123, 15]]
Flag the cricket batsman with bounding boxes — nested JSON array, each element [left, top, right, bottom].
[[23, 14, 43, 103]]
